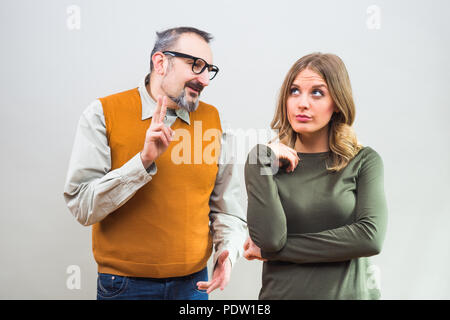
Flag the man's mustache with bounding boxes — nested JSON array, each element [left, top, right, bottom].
[[185, 81, 204, 94]]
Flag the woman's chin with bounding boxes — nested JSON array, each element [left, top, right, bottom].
[[293, 126, 315, 134]]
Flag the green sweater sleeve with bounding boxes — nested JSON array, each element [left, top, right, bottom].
[[245, 144, 288, 252], [244, 144, 388, 264]]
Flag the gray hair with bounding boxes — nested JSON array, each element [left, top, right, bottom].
[[149, 26, 213, 73]]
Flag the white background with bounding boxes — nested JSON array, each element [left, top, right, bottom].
[[1, 0, 449, 299]]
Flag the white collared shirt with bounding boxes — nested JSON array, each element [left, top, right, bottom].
[[63, 77, 247, 268]]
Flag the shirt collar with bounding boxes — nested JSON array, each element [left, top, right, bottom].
[[138, 75, 191, 125]]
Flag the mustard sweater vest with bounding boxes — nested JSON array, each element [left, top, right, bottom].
[[93, 88, 222, 278]]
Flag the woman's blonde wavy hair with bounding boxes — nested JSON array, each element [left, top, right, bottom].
[[270, 53, 363, 172]]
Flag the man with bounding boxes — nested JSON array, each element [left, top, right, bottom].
[[63, 26, 247, 300]]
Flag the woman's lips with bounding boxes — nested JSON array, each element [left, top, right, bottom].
[[296, 115, 312, 122]]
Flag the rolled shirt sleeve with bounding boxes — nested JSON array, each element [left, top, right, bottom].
[[63, 100, 156, 226]]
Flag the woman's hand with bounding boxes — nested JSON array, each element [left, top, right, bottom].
[[267, 142, 300, 173], [243, 237, 267, 261]]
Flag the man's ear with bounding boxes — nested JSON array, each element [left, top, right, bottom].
[[152, 52, 166, 75]]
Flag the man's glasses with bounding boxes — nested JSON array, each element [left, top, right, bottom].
[[163, 51, 219, 80]]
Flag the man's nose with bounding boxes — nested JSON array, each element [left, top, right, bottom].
[[197, 69, 210, 87]]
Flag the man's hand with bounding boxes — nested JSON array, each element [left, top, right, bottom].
[[140, 95, 174, 168], [243, 237, 267, 261], [196, 250, 231, 294]]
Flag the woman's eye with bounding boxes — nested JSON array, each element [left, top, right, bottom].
[[290, 88, 300, 95], [312, 89, 324, 97]]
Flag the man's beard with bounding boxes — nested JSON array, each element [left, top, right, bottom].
[[169, 80, 204, 112]]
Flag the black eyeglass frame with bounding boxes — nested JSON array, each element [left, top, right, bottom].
[[162, 51, 219, 80]]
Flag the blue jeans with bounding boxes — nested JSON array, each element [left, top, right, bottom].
[[97, 268, 208, 300]]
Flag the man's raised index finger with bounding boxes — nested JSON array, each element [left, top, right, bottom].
[[159, 96, 167, 124], [152, 95, 163, 123]]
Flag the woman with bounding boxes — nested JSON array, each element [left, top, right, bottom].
[[244, 53, 388, 299]]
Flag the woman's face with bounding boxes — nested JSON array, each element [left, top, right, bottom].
[[286, 68, 338, 136]]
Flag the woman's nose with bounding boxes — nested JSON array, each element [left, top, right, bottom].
[[297, 94, 310, 109]]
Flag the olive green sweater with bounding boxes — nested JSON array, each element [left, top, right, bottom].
[[245, 144, 388, 300]]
